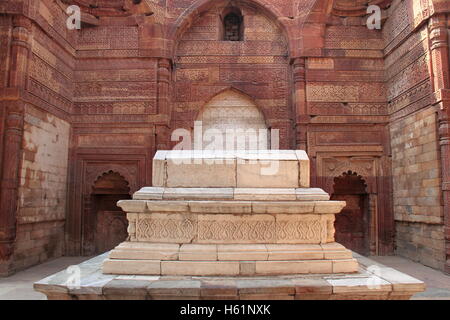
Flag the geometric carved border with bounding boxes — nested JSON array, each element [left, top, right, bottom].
[[133, 214, 331, 244]]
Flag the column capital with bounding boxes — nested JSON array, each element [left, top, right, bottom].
[[428, 13, 448, 50]]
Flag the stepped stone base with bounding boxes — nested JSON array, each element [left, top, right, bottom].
[[34, 252, 426, 300], [102, 242, 358, 276]]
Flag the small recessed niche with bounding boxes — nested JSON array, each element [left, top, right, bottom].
[[222, 7, 244, 41]]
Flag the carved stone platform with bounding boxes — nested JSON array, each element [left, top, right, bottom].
[[34, 252, 426, 300], [102, 150, 358, 276], [34, 150, 426, 300]]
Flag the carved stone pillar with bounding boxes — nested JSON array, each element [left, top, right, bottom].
[[155, 59, 172, 151], [0, 105, 24, 260], [8, 15, 31, 88], [292, 58, 308, 150], [157, 58, 171, 117], [429, 14, 450, 273], [439, 109, 450, 273], [0, 15, 29, 261]]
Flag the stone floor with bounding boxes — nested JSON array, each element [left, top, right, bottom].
[[0, 257, 90, 300], [370, 256, 450, 300], [0, 255, 449, 300]]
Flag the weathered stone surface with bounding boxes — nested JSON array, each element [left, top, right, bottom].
[[266, 244, 324, 260], [217, 244, 268, 261], [296, 188, 330, 201], [34, 254, 425, 300], [109, 243, 180, 261], [152, 151, 167, 187], [234, 188, 296, 201], [255, 260, 333, 275], [2, 0, 446, 280], [179, 244, 217, 261], [102, 259, 161, 275], [163, 188, 234, 200], [236, 159, 299, 188], [326, 276, 391, 294], [161, 261, 240, 276], [166, 160, 237, 188]]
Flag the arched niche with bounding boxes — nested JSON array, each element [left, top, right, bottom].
[[331, 171, 370, 256], [82, 171, 131, 256], [196, 89, 269, 150], [170, 0, 292, 57], [221, 7, 244, 41]]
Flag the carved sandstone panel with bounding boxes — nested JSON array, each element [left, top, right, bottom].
[[276, 215, 325, 243], [74, 82, 156, 101], [74, 101, 156, 115], [309, 102, 387, 116], [136, 214, 197, 243], [29, 54, 73, 100], [306, 83, 386, 103], [383, 0, 413, 53], [386, 53, 430, 101], [77, 134, 146, 148], [174, 4, 289, 132], [177, 40, 287, 56], [197, 89, 268, 150], [325, 26, 384, 50], [133, 213, 332, 244], [198, 215, 276, 243], [77, 26, 139, 51]]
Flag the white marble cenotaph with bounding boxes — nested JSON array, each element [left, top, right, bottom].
[[102, 150, 359, 276]]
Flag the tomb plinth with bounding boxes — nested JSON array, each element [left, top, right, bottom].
[[102, 150, 359, 276]]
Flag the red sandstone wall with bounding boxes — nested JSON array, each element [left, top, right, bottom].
[[0, 0, 76, 274], [0, 0, 448, 274], [384, 0, 445, 270], [172, 5, 292, 148], [66, 18, 155, 256], [306, 12, 392, 255]]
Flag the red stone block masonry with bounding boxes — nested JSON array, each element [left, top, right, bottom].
[[0, 0, 449, 276]]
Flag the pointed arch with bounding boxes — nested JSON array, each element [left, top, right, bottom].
[[331, 170, 371, 255], [195, 86, 269, 122], [83, 170, 131, 256], [169, 0, 292, 58], [332, 171, 368, 195], [91, 170, 131, 195], [196, 88, 269, 150]]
